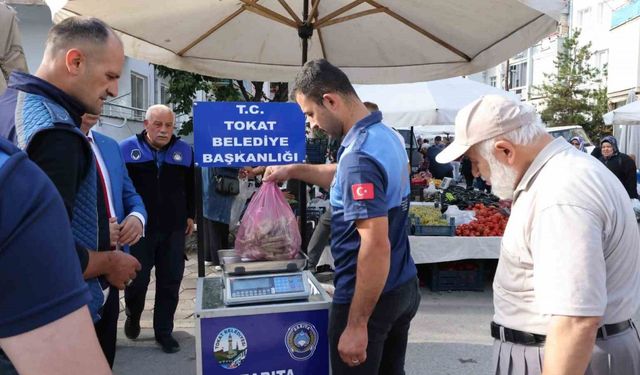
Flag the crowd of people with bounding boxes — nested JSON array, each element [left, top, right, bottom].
[[1, 14, 640, 375]]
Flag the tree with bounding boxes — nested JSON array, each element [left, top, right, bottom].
[[535, 29, 611, 140], [155, 65, 289, 135]]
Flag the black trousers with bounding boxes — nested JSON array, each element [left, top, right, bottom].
[[203, 218, 229, 265], [94, 286, 119, 367], [124, 230, 185, 339], [329, 277, 421, 375]]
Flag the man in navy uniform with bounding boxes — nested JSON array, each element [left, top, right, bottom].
[[265, 59, 420, 374], [120, 104, 195, 353]]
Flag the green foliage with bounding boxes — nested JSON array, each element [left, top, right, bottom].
[[155, 65, 288, 135], [534, 29, 611, 140]]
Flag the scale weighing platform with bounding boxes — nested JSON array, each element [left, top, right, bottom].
[[224, 272, 310, 306], [195, 250, 331, 375]]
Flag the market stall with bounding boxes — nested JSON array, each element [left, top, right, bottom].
[[409, 236, 501, 264]]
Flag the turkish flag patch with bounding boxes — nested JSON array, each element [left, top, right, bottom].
[[351, 183, 374, 200]]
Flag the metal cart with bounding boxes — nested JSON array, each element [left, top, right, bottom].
[[195, 250, 331, 375]]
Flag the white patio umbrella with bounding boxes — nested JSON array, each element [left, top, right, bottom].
[[353, 77, 521, 128], [44, 0, 563, 273], [0, 2, 29, 94], [46, 0, 562, 84]]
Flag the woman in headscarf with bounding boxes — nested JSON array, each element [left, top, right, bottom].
[[598, 135, 639, 199], [569, 136, 587, 152]]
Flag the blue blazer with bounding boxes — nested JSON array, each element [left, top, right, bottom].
[[92, 130, 147, 252]]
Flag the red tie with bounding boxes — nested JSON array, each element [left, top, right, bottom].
[[88, 136, 113, 218]]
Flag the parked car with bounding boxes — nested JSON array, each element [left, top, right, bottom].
[[546, 125, 596, 154]]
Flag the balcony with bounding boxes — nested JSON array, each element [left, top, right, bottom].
[[102, 102, 145, 122]]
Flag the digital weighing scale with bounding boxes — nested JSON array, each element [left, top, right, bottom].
[[195, 250, 331, 375]]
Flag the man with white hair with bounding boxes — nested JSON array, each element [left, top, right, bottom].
[[437, 95, 640, 374], [120, 104, 195, 353]]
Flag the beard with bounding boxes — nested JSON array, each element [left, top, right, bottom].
[[484, 151, 518, 200]]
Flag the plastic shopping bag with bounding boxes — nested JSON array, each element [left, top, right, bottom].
[[235, 181, 301, 260]]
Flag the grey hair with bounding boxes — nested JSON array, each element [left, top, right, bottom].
[[45, 16, 120, 55], [477, 115, 547, 160], [145, 104, 175, 121]]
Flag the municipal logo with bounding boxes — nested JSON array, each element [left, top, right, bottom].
[[213, 327, 247, 369], [131, 149, 141, 160], [285, 322, 318, 361], [173, 151, 183, 162]]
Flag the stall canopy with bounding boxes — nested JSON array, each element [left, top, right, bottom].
[[353, 78, 521, 132], [46, 0, 562, 84], [604, 93, 640, 158], [0, 2, 28, 94]]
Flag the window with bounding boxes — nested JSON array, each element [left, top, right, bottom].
[[131, 72, 147, 109], [489, 76, 497, 87], [595, 49, 608, 74], [596, 2, 605, 24], [577, 7, 592, 28], [508, 62, 527, 89], [160, 83, 169, 105]]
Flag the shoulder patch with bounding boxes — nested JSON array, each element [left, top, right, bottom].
[[351, 183, 374, 200]]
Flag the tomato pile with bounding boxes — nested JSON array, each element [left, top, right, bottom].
[[455, 203, 508, 237]]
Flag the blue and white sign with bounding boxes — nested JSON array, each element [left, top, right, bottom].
[[200, 309, 329, 375], [193, 102, 305, 167]]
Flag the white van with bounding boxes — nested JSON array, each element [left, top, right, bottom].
[[545, 125, 595, 154]]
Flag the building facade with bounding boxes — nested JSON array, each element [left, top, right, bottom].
[[471, 0, 635, 110]]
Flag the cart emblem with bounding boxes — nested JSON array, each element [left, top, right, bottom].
[[285, 322, 318, 361], [130, 149, 141, 161], [173, 151, 182, 162], [213, 327, 247, 369]]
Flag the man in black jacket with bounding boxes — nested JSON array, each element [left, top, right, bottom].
[[120, 104, 195, 353]]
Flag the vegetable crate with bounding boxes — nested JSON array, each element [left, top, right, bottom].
[[306, 139, 328, 164], [427, 261, 484, 292], [412, 217, 455, 236]]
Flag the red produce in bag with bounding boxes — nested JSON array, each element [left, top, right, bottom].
[[235, 181, 301, 260]]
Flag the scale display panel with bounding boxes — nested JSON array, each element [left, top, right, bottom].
[[223, 272, 310, 306]]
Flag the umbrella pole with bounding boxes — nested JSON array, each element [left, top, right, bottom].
[[298, 0, 311, 253], [195, 166, 205, 277]]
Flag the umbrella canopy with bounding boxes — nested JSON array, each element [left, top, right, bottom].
[[0, 2, 29, 94], [353, 77, 521, 128], [47, 0, 561, 84], [604, 91, 640, 158], [604, 100, 640, 126]]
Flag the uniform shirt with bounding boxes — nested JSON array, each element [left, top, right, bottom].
[[0, 138, 89, 337], [330, 111, 417, 304], [494, 137, 640, 334], [121, 133, 195, 233]]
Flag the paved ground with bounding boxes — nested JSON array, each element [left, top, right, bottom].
[[112, 257, 640, 375], [113, 257, 496, 374]]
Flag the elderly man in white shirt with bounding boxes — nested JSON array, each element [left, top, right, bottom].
[[437, 95, 640, 375]]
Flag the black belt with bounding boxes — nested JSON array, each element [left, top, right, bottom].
[[490, 320, 634, 346]]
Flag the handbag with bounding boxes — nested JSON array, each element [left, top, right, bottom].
[[215, 169, 240, 196]]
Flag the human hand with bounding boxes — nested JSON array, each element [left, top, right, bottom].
[[105, 251, 141, 290], [118, 216, 143, 246], [240, 166, 265, 179], [263, 165, 291, 183], [338, 324, 368, 367], [109, 217, 121, 248], [185, 218, 195, 235]]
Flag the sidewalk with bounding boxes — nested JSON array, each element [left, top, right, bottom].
[[112, 255, 495, 375]]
